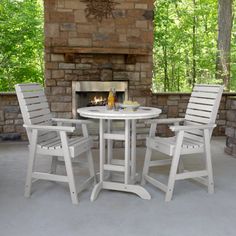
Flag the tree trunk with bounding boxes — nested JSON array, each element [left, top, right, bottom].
[[216, 0, 233, 90], [192, 0, 197, 87], [163, 45, 169, 92], [163, 3, 169, 92], [177, 68, 180, 92], [186, 54, 191, 86], [171, 63, 175, 91]]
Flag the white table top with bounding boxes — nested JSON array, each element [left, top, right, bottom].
[[77, 106, 161, 120]]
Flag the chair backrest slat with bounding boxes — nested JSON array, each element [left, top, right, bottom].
[[187, 103, 213, 112], [18, 83, 43, 92], [184, 84, 224, 142], [21, 90, 45, 99], [26, 102, 49, 112], [15, 83, 56, 141], [30, 114, 52, 125], [186, 109, 211, 118], [24, 96, 47, 105], [189, 97, 215, 105], [28, 108, 51, 119], [191, 91, 218, 99], [185, 114, 211, 124], [192, 84, 221, 92]]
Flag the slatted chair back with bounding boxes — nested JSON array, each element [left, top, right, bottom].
[[15, 83, 56, 142], [184, 84, 224, 142]]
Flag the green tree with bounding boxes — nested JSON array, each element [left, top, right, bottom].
[[153, 0, 235, 92], [0, 0, 44, 92]]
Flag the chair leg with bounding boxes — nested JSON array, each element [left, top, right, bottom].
[[178, 157, 185, 173], [25, 129, 38, 198], [204, 129, 214, 194], [165, 154, 181, 202], [86, 150, 97, 184], [81, 123, 97, 184], [107, 120, 113, 180], [165, 131, 184, 202], [64, 154, 78, 204], [50, 156, 58, 174], [141, 147, 152, 185], [25, 152, 36, 198], [60, 132, 78, 205]]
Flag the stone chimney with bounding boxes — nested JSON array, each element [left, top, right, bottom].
[[44, 0, 154, 118]]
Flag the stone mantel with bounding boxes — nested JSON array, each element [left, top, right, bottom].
[[52, 47, 150, 55]]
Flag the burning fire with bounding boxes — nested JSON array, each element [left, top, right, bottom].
[[90, 96, 107, 106]]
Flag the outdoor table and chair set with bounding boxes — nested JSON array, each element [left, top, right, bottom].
[[15, 83, 224, 204]]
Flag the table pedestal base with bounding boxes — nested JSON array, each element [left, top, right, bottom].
[[111, 172, 140, 184], [90, 181, 151, 201]]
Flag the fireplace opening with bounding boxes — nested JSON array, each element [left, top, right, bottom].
[[89, 94, 107, 106], [72, 81, 128, 118], [79, 91, 125, 107]]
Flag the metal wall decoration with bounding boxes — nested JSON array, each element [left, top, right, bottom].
[[81, 0, 119, 22]]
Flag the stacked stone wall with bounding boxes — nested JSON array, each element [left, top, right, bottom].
[[0, 93, 26, 141], [225, 97, 236, 157], [0, 92, 231, 142]]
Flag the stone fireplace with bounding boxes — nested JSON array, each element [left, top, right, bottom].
[[72, 81, 128, 118], [44, 0, 154, 120]]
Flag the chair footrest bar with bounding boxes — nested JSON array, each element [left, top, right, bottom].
[[183, 170, 208, 186], [175, 170, 208, 180], [32, 172, 68, 182], [144, 175, 167, 193], [149, 159, 172, 167], [111, 159, 125, 166], [104, 133, 125, 140], [104, 164, 125, 172]]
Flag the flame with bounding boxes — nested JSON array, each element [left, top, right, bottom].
[[91, 96, 106, 105]]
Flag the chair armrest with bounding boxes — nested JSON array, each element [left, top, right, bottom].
[[145, 118, 185, 125], [169, 124, 216, 132], [52, 118, 93, 125], [23, 124, 75, 133]]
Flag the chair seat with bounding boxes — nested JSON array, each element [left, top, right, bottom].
[[38, 136, 93, 158], [147, 136, 204, 156]]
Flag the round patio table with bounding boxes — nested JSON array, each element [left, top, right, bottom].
[[77, 106, 162, 201]]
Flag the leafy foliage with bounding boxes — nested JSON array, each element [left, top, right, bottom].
[[0, 0, 235, 92], [153, 0, 236, 92], [0, 0, 44, 92]]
